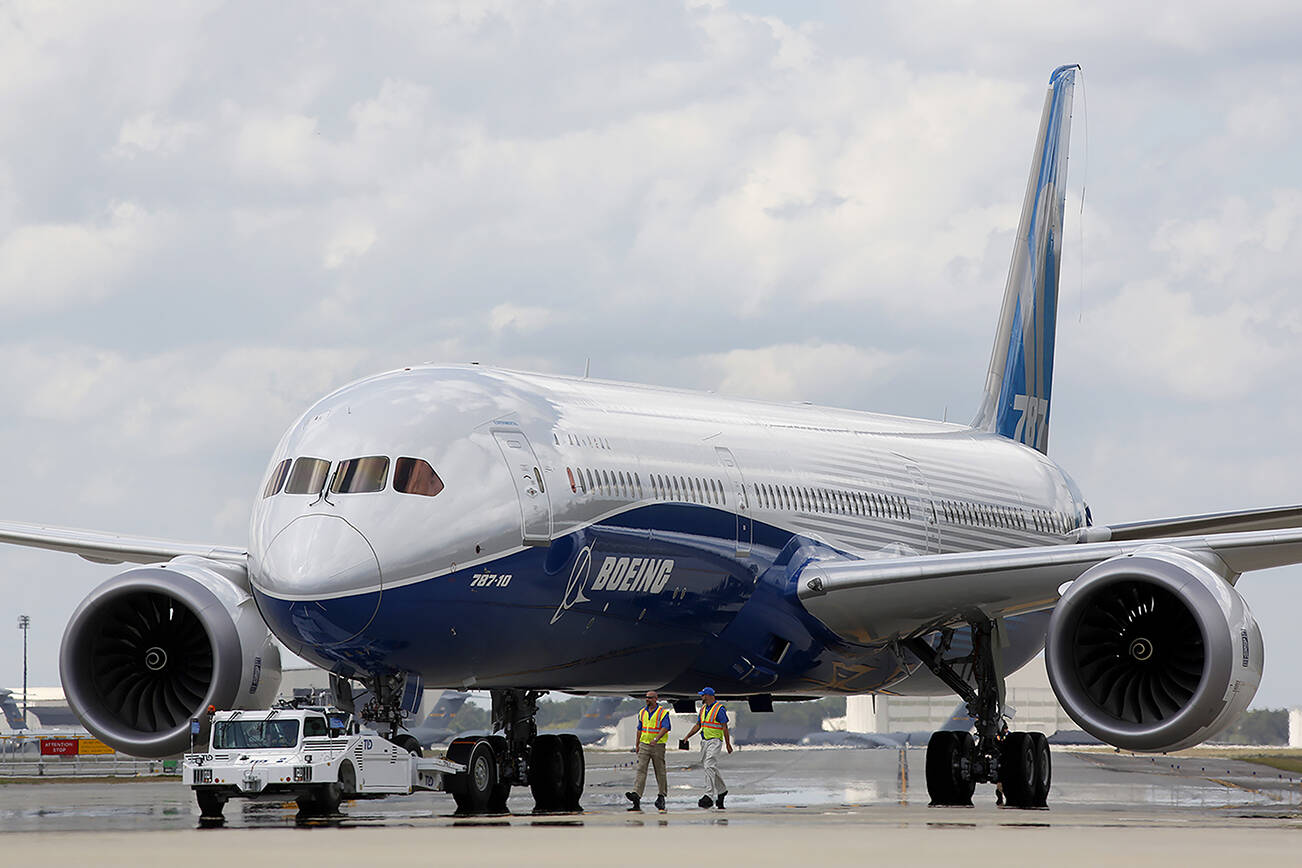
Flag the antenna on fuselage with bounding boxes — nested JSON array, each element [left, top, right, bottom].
[[583, 357, 590, 379]]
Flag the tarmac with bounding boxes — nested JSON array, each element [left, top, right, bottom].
[[3, 745, 1301, 865]]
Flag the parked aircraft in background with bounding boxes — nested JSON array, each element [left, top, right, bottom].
[[0, 688, 92, 753], [541, 696, 626, 746], [404, 691, 471, 747], [3, 65, 1299, 813], [800, 704, 975, 749]]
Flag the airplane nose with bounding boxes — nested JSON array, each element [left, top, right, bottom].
[[254, 515, 383, 646]]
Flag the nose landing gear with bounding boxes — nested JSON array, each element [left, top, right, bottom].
[[905, 617, 1052, 809]]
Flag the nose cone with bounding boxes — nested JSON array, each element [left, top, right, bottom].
[[252, 515, 383, 647]]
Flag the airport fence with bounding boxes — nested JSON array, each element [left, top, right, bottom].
[[0, 753, 178, 778]]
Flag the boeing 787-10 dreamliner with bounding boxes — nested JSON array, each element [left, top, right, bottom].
[[4, 65, 1299, 812]]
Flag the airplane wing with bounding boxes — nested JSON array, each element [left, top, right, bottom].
[[1076, 503, 1302, 542], [0, 519, 246, 566], [797, 525, 1302, 645]]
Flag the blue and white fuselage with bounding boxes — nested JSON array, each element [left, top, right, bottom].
[[248, 364, 1086, 697]]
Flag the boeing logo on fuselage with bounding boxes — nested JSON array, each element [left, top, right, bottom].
[[551, 547, 675, 624]]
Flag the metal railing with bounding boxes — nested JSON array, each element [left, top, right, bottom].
[[0, 753, 178, 778]]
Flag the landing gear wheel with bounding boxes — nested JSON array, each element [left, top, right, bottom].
[[1029, 732, 1051, 807], [298, 781, 342, 817], [195, 789, 226, 819], [448, 738, 497, 814], [529, 733, 566, 812], [393, 734, 422, 756], [1000, 732, 1036, 808], [558, 733, 585, 812], [925, 731, 974, 806]]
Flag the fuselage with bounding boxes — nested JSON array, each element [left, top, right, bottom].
[[247, 364, 1088, 696]]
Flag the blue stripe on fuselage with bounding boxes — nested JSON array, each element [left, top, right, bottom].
[[253, 503, 1049, 695]]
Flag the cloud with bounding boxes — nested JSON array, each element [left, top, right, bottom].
[[690, 342, 906, 404], [0, 203, 165, 316]]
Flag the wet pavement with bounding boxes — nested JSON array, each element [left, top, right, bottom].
[[3, 746, 1301, 865]]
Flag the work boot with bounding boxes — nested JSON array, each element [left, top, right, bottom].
[[716, 791, 727, 810], [654, 794, 666, 811], [626, 791, 641, 811], [698, 795, 713, 809]]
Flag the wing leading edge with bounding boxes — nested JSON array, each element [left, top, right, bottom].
[[0, 520, 246, 566], [797, 525, 1302, 645]]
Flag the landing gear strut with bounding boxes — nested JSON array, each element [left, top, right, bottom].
[[904, 617, 1051, 809], [446, 688, 585, 815]]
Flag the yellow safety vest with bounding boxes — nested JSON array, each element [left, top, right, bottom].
[[699, 701, 725, 739], [638, 705, 670, 745]]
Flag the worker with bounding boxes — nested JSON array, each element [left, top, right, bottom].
[[680, 687, 732, 809], [626, 690, 671, 812]]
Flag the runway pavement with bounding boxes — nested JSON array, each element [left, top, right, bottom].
[[3, 746, 1301, 865]]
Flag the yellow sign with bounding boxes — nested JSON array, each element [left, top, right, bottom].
[[77, 738, 114, 755]]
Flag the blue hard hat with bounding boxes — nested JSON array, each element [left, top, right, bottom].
[[698, 687, 715, 696]]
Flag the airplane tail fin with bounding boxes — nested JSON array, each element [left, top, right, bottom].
[[972, 65, 1079, 454], [0, 689, 27, 730], [575, 696, 624, 731], [424, 690, 469, 724]]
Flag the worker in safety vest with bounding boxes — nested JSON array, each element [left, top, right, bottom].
[[626, 690, 671, 812], [681, 687, 732, 809]]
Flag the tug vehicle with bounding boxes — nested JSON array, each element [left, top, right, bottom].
[[182, 706, 470, 818]]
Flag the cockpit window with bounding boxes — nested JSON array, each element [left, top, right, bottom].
[[262, 458, 292, 498], [285, 457, 331, 494], [331, 456, 390, 494], [394, 457, 444, 497]]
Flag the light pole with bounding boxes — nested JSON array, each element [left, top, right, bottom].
[[17, 615, 30, 725]]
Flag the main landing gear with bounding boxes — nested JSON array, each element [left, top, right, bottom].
[[441, 689, 585, 815], [353, 679, 585, 815], [904, 618, 1051, 809]]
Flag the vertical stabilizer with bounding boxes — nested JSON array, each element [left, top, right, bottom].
[[0, 689, 27, 730], [972, 65, 1078, 453]]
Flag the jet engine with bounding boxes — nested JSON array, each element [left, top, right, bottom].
[[60, 556, 281, 757], [1045, 548, 1262, 752]]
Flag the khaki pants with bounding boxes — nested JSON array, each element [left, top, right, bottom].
[[634, 741, 668, 797], [701, 737, 726, 797]]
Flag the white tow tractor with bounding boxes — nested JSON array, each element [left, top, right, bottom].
[[182, 707, 473, 818]]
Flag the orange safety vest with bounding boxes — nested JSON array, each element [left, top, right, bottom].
[[699, 701, 725, 739], [638, 705, 670, 745]]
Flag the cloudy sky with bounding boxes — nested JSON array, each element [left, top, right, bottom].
[[2, 1, 1301, 708]]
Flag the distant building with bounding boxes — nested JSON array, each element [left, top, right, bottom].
[[844, 656, 1082, 736], [1289, 709, 1302, 748]]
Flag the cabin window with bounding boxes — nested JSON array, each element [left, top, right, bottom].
[[394, 457, 445, 497], [331, 456, 390, 494], [303, 716, 327, 737], [262, 458, 292, 498], [285, 457, 331, 495]]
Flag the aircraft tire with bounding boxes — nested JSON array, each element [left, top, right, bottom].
[[529, 733, 566, 812], [1030, 732, 1051, 807], [195, 789, 226, 818], [954, 731, 977, 804], [448, 738, 496, 814], [925, 730, 961, 806], [558, 733, 585, 811], [1000, 732, 1036, 808]]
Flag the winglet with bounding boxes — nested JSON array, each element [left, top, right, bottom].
[[972, 65, 1079, 453]]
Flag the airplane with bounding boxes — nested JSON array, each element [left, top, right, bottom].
[[400, 690, 471, 747], [0, 687, 93, 753], [2, 64, 1299, 813], [800, 703, 974, 749], [541, 695, 626, 745]]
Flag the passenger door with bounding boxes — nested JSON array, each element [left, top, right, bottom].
[[493, 430, 552, 546], [715, 446, 752, 556]]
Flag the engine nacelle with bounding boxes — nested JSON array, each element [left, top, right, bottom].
[[60, 556, 281, 757], [1045, 548, 1262, 752]]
